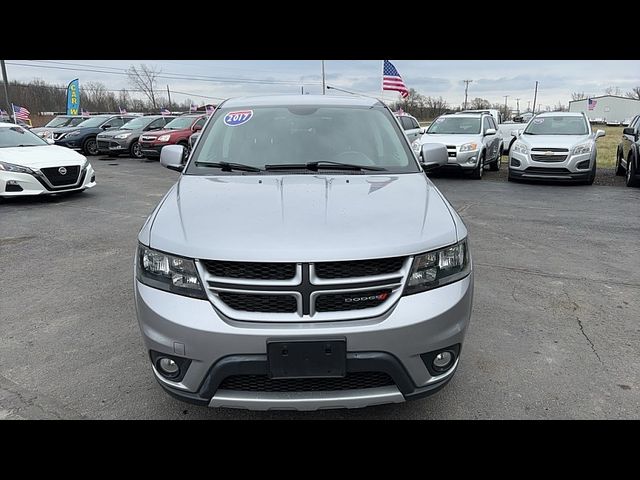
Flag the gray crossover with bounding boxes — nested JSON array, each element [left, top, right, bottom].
[[508, 111, 605, 184], [134, 95, 473, 411], [97, 115, 175, 158]]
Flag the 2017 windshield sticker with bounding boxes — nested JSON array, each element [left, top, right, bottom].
[[224, 110, 253, 126]]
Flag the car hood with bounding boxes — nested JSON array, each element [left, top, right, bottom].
[[146, 173, 458, 262], [419, 133, 481, 147], [141, 128, 182, 138], [0, 145, 86, 168], [519, 134, 591, 148], [97, 128, 141, 138]]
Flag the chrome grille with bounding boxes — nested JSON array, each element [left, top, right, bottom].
[[198, 257, 411, 323]]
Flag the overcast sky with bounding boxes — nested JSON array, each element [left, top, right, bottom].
[[5, 60, 640, 109]]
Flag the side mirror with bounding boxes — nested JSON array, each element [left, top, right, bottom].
[[160, 145, 185, 172], [623, 127, 635, 136], [510, 130, 519, 137], [46, 138, 55, 145], [484, 128, 497, 136], [420, 143, 448, 172], [419, 127, 427, 134], [102, 124, 111, 130], [192, 124, 203, 132], [595, 129, 606, 139]]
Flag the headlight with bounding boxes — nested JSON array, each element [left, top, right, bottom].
[[38, 131, 50, 138], [512, 141, 529, 154], [157, 134, 171, 142], [411, 140, 422, 155], [66, 130, 81, 137], [0, 161, 34, 174], [136, 244, 206, 299], [572, 142, 592, 155], [404, 239, 470, 295], [114, 133, 132, 139], [459, 142, 478, 152]]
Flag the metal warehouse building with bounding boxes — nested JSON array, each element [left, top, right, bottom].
[[569, 95, 640, 124]]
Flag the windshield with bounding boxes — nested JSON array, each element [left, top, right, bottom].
[[427, 116, 481, 134], [0, 125, 48, 147], [46, 116, 74, 128], [164, 116, 197, 130], [524, 116, 589, 135], [187, 105, 418, 174], [120, 116, 154, 130], [74, 116, 109, 128]]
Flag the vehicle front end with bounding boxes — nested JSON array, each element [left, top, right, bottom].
[[97, 130, 136, 155], [54, 128, 90, 151], [138, 131, 174, 158]]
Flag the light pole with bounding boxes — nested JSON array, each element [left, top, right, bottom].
[[1, 60, 10, 115], [532, 81, 539, 116], [516, 98, 520, 115], [503, 95, 509, 119], [463, 79, 472, 109], [321, 60, 326, 95]]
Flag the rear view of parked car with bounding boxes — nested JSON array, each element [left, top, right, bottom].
[[97, 115, 176, 158], [31, 115, 87, 139], [508, 112, 604, 184], [616, 114, 640, 187], [54, 114, 135, 156], [0, 122, 96, 197], [138, 114, 207, 161]]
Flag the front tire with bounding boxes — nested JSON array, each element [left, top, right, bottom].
[[130, 140, 144, 159], [584, 159, 596, 185], [470, 153, 484, 179], [626, 153, 639, 187], [615, 148, 625, 176], [490, 147, 501, 171], [178, 141, 190, 164], [82, 137, 98, 156]]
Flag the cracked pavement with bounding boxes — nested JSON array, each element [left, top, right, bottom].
[[0, 160, 639, 419]]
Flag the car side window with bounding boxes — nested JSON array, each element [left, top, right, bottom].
[[410, 117, 420, 129], [147, 118, 165, 130], [108, 117, 125, 129], [400, 117, 413, 130], [483, 117, 492, 132], [489, 117, 497, 130], [194, 118, 206, 130]]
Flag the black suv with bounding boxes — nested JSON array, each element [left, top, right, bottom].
[[53, 114, 135, 156], [616, 114, 640, 187]]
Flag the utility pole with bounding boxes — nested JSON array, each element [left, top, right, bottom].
[[301, 85, 304, 95], [166, 85, 172, 110], [503, 95, 509, 117], [463, 80, 472, 109], [1, 60, 10, 115], [321, 60, 326, 95], [515, 98, 520, 115], [532, 81, 539, 116]]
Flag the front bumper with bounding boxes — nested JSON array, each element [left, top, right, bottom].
[[1, 164, 96, 197], [138, 142, 167, 158], [97, 137, 131, 154], [509, 150, 593, 181], [443, 149, 479, 170], [134, 272, 473, 410], [54, 136, 84, 150]]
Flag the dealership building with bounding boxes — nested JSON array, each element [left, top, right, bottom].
[[569, 95, 640, 124]]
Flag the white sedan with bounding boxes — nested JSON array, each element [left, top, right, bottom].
[[0, 122, 96, 198]]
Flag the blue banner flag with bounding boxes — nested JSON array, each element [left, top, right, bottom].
[[66, 78, 80, 115]]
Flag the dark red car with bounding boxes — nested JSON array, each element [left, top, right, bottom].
[[139, 114, 207, 160]]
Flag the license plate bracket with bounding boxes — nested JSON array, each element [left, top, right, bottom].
[[267, 339, 346, 379]]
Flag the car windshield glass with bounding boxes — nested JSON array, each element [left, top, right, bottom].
[[187, 105, 418, 174], [524, 116, 589, 135], [164, 117, 196, 130], [427, 117, 481, 134], [0, 126, 48, 147], [46, 117, 72, 128], [74, 116, 109, 128], [121, 117, 154, 130]]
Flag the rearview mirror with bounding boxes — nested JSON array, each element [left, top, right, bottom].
[[623, 127, 635, 136], [160, 145, 185, 172], [595, 129, 606, 139], [102, 124, 111, 130], [484, 128, 497, 136], [420, 143, 448, 172]]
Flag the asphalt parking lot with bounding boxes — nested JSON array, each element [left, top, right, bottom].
[[1, 156, 639, 419]]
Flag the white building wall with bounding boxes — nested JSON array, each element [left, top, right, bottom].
[[569, 96, 640, 123]]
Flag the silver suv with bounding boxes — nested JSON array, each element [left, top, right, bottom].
[[415, 112, 502, 179], [134, 95, 473, 411], [508, 112, 605, 184]]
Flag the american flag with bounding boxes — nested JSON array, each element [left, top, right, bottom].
[[119, 106, 127, 114], [160, 108, 171, 115], [12, 104, 30, 120], [588, 98, 597, 111], [383, 60, 409, 98]]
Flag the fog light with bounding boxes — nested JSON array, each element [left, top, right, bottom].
[[433, 351, 453, 370], [158, 358, 179, 376], [576, 160, 590, 169], [511, 158, 521, 167], [467, 157, 476, 164]]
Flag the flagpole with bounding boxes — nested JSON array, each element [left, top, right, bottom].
[[11, 103, 16, 124]]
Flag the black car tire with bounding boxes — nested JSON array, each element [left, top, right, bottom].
[[82, 137, 98, 156], [178, 141, 190, 164], [490, 148, 501, 171], [130, 141, 144, 159], [627, 153, 639, 187], [615, 148, 625, 176], [470, 153, 484, 179], [585, 159, 596, 185], [507, 168, 516, 182]]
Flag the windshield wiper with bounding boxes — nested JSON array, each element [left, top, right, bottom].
[[265, 161, 385, 172], [194, 161, 262, 172]]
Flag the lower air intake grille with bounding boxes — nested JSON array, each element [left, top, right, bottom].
[[218, 292, 297, 313], [219, 372, 395, 392]]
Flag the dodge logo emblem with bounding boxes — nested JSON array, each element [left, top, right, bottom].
[[58, 167, 67, 175]]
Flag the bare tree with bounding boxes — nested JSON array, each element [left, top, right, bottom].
[[554, 101, 568, 112], [571, 92, 587, 101], [604, 86, 622, 96], [469, 97, 491, 109], [127, 64, 161, 109], [626, 87, 640, 100]]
